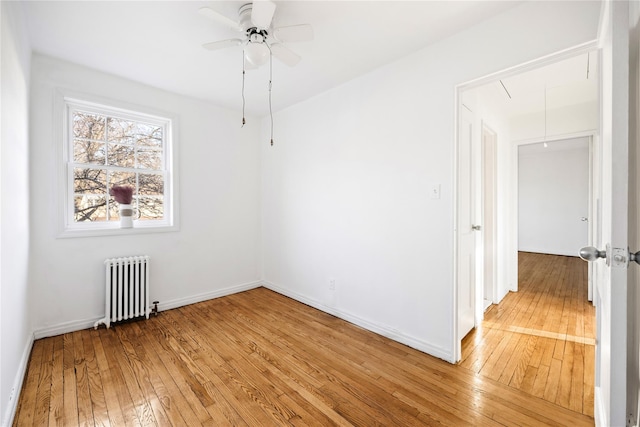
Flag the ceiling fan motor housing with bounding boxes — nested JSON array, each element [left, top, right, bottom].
[[239, 4, 262, 31]]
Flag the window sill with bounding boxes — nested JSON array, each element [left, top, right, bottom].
[[57, 223, 179, 239]]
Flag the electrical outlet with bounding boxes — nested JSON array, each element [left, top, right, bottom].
[[329, 278, 336, 290], [9, 387, 15, 402]]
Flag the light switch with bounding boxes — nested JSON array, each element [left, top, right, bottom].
[[430, 184, 441, 199]]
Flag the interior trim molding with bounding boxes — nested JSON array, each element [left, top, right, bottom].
[[594, 386, 606, 427], [261, 280, 453, 363], [3, 333, 34, 427], [33, 280, 263, 339]]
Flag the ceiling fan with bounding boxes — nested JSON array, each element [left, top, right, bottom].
[[198, 1, 313, 68]]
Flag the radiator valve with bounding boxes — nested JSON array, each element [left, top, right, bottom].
[[152, 301, 159, 316]]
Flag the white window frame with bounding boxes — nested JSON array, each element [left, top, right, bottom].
[[56, 90, 179, 237]]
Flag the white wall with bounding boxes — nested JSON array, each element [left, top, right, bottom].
[[518, 139, 590, 256], [1, 1, 32, 424], [29, 55, 262, 336], [261, 1, 601, 361]]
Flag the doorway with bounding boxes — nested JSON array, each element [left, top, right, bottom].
[[454, 49, 598, 341], [454, 48, 599, 414]]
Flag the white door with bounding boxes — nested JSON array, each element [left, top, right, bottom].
[[585, 2, 630, 425], [456, 105, 477, 343]]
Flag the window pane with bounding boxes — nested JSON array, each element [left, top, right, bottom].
[[137, 147, 162, 170], [108, 171, 135, 189], [74, 195, 107, 222], [107, 119, 162, 148], [74, 168, 106, 194], [107, 117, 136, 145], [73, 140, 105, 165], [138, 173, 164, 195], [107, 143, 135, 167], [136, 124, 163, 148], [138, 197, 163, 220], [73, 112, 105, 140]]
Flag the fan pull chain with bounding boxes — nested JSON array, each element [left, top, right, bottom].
[[269, 47, 274, 146], [241, 54, 246, 127]]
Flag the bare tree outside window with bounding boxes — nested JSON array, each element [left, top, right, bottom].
[[72, 110, 166, 223]]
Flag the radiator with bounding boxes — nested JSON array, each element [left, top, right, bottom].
[[94, 256, 150, 329]]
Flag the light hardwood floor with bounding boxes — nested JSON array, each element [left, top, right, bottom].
[[460, 251, 595, 417], [14, 285, 593, 426]]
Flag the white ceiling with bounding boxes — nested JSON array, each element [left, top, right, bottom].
[[23, 1, 523, 117]]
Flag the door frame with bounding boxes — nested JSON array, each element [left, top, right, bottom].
[[452, 41, 599, 362]]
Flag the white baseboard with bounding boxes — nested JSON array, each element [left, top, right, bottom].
[[156, 280, 262, 312], [594, 386, 606, 427], [34, 317, 101, 340], [2, 333, 34, 427], [261, 280, 453, 362], [33, 280, 263, 339]]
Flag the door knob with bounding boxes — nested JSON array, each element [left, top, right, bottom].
[[580, 245, 640, 267], [471, 225, 481, 231], [579, 246, 607, 262]]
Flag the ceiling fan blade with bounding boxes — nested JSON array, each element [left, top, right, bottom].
[[273, 24, 314, 43], [270, 43, 301, 67], [198, 7, 243, 32], [251, 0, 276, 29], [202, 39, 242, 51]]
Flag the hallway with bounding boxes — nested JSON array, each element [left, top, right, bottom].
[[460, 252, 595, 417]]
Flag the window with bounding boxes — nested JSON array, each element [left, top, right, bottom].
[[59, 94, 177, 236]]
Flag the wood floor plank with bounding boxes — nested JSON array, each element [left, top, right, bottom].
[[91, 329, 126, 426], [14, 283, 593, 426], [72, 330, 95, 426], [571, 343, 585, 413], [14, 340, 44, 426], [113, 326, 171, 426], [150, 317, 227, 425], [138, 319, 216, 425], [61, 366, 79, 427], [531, 364, 550, 398], [99, 329, 143, 427], [33, 337, 55, 426], [519, 365, 538, 395], [82, 329, 110, 427], [543, 353, 563, 403], [557, 340, 575, 408], [48, 335, 64, 426]]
